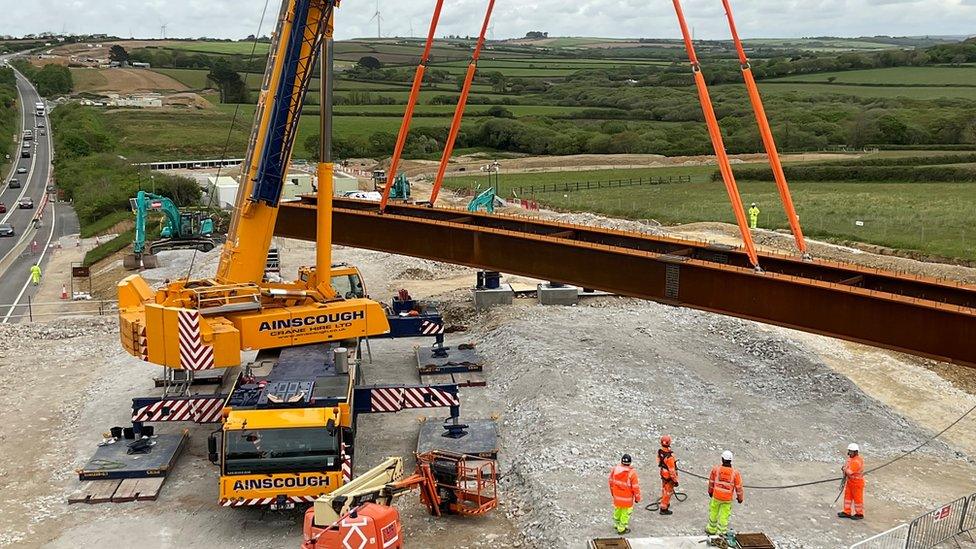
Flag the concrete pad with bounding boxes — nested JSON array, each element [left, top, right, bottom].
[[625, 536, 709, 548], [473, 283, 513, 310], [538, 283, 579, 305]]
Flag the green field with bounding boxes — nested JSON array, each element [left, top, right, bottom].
[[159, 41, 271, 55], [751, 82, 976, 100], [444, 165, 976, 260], [334, 104, 594, 117], [153, 67, 212, 89], [771, 66, 976, 86]]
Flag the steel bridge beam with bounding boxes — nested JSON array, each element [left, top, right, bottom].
[[276, 199, 976, 368]]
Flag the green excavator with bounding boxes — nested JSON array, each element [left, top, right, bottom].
[[122, 190, 216, 270]]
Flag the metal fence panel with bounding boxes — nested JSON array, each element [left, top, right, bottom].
[[850, 523, 908, 549], [961, 492, 976, 533], [906, 496, 967, 549]]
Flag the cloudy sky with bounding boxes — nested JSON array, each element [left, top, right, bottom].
[[3, 0, 974, 41]]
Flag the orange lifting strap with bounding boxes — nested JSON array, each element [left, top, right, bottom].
[[427, 0, 497, 206], [721, 0, 808, 257], [379, 0, 446, 212], [671, 0, 760, 269]]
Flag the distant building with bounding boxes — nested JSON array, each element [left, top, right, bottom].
[[131, 61, 151, 69]]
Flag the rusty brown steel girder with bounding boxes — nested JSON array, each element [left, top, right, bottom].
[[276, 198, 976, 368]]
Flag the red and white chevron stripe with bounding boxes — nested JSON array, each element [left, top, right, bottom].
[[341, 442, 352, 483], [132, 397, 225, 423], [420, 320, 445, 335], [369, 387, 459, 413], [220, 495, 318, 507], [178, 310, 214, 371]]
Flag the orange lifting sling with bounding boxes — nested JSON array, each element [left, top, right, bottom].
[[379, 0, 446, 212], [671, 0, 760, 269], [721, 0, 808, 257], [427, 0, 496, 206]]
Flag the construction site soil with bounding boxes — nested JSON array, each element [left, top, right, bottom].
[[2, 209, 975, 548]]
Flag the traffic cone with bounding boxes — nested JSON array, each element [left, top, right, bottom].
[[61, 284, 68, 300]]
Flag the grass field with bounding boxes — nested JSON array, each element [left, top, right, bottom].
[[771, 66, 976, 86], [158, 41, 271, 55], [444, 165, 976, 260], [750, 82, 976, 100], [153, 67, 211, 89], [334, 104, 595, 116]]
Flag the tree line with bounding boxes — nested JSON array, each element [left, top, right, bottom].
[[11, 60, 72, 97], [50, 103, 200, 228]]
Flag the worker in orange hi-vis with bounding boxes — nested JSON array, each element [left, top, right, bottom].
[[657, 435, 678, 515], [706, 450, 743, 536], [609, 453, 642, 534], [838, 443, 865, 520]]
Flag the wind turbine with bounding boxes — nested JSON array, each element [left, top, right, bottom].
[[369, 1, 382, 38], [160, 22, 169, 40]]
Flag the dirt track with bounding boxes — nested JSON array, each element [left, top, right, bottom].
[[70, 68, 188, 93]]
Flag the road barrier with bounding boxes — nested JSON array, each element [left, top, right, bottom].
[[850, 524, 908, 549], [906, 496, 968, 549], [851, 492, 976, 549]]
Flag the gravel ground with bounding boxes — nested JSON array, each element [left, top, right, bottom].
[[3, 221, 976, 547]]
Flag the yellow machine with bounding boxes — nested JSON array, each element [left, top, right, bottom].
[[117, 0, 389, 369]]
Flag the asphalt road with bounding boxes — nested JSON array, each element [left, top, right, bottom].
[[0, 58, 80, 322]]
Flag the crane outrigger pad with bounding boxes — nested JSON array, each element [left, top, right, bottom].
[[417, 418, 497, 460], [77, 431, 188, 481]]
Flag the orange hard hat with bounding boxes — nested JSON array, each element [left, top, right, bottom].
[[660, 435, 672, 447]]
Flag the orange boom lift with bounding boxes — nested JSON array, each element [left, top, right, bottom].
[[720, 0, 809, 257], [671, 0, 760, 269]]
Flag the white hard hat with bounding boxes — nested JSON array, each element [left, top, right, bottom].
[[848, 443, 859, 452], [721, 450, 733, 461]]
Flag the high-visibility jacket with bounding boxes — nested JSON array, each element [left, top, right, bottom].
[[609, 464, 641, 507], [658, 448, 678, 482], [844, 455, 865, 484], [708, 464, 743, 502], [748, 206, 760, 219]]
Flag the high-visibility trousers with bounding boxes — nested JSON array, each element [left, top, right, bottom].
[[613, 506, 633, 533], [31, 272, 41, 284], [660, 478, 675, 510], [706, 498, 733, 535], [749, 215, 758, 229], [844, 479, 865, 516]]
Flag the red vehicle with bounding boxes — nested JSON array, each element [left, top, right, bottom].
[[0, 202, 6, 213]]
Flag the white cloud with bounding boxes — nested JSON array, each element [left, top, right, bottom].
[[2, 0, 973, 40]]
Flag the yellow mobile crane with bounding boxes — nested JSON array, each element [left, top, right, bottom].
[[117, 0, 388, 368], [114, 0, 469, 510]]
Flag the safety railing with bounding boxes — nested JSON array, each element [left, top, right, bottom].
[[906, 496, 967, 549], [850, 524, 908, 549], [852, 492, 976, 549], [960, 492, 976, 533]]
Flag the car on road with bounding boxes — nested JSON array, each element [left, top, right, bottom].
[[9, 179, 20, 188], [36, 122, 44, 128], [0, 202, 6, 213], [16, 166, 27, 174], [18, 197, 34, 209], [20, 150, 29, 158], [0, 223, 14, 237]]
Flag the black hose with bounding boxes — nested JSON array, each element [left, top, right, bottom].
[[675, 401, 976, 491]]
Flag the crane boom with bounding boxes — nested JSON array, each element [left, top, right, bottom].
[[117, 0, 390, 370], [219, 0, 337, 284]]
